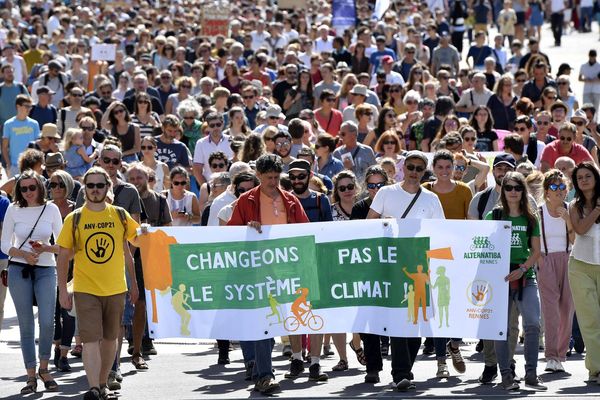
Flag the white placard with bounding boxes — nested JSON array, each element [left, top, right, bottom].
[[91, 44, 117, 61]]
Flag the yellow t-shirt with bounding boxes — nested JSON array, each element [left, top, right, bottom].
[[422, 181, 473, 220], [57, 205, 139, 296]]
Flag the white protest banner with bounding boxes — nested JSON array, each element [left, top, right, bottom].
[[91, 44, 117, 61], [138, 219, 511, 341]]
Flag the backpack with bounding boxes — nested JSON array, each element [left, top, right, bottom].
[[59, 108, 67, 136], [71, 205, 128, 251], [526, 135, 538, 165], [477, 186, 495, 220], [302, 192, 326, 222], [43, 72, 65, 88]]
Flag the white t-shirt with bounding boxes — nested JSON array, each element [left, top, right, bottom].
[[551, 0, 565, 12], [250, 31, 271, 51], [192, 134, 234, 182], [315, 36, 334, 54], [523, 140, 546, 168], [370, 183, 445, 219], [580, 61, 600, 94], [207, 189, 237, 226], [539, 203, 570, 254]]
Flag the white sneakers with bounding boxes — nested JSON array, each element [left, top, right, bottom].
[[545, 359, 565, 373]]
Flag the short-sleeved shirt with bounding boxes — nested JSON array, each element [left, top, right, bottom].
[[192, 134, 234, 181], [56, 205, 140, 296], [422, 181, 473, 220], [332, 143, 377, 180], [0, 195, 10, 259], [141, 191, 172, 226], [540, 140, 593, 168], [156, 137, 191, 170], [298, 191, 333, 223], [370, 184, 445, 219], [485, 212, 540, 277], [3, 117, 40, 166], [75, 181, 142, 217], [475, 129, 499, 151]]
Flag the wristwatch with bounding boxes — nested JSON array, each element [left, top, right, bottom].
[[519, 266, 528, 274]]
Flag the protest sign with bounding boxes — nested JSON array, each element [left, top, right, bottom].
[[138, 219, 511, 341], [91, 44, 117, 61], [332, 0, 356, 32], [201, 6, 230, 37]]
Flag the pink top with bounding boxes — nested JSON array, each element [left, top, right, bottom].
[[315, 108, 343, 136], [540, 140, 593, 168]]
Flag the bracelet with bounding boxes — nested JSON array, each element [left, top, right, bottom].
[[519, 266, 528, 273]]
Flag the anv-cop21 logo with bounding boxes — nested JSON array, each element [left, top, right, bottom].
[[464, 236, 501, 265]]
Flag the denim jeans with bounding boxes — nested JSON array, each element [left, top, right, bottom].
[[53, 292, 76, 349], [495, 279, 540, 378], [8, 264, 57, 369], [434, 337, 461, 359], [240, 339, 275, 380], [0, 259, 7, 333]]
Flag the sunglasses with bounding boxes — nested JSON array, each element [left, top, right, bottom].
[[454, 165, 466, 172], [209, 122, 223, 128], [573, 120, 586, 126], [405, 100, 417, 105], [19, 184, 38, 193], [515, 126, 528, 132], [49, 182, 66, 189], [504, 184, 524, 192], [243, 95, 255, 99], [560, 136, 573, 142], [113, 109, 126, 115], [237, 187, 249, 194], [338, 183, 355, 192], [383, 140, 397, 145], [367, 182, 385, 190], [102, 157, 121, 165], [80, 126, 95, 131], [545, 95, 557, 100], [172, 180, 187, 186], [85, 182, 107, 189], [71, 93, 83, 97], [558, 82, 569, 85], [211, 162, 226, 169], [289, 173, 308, 181], [536, 120, 550, 125], [390, 88, 402, 93], [101, 91, 112, 96], [549, 183, 567, 191], [183, 116, 195, 120], [141, 145, 155, 150], [325, 98, 336, 102], [406, 164, 425, 172], [516, 79, 527, 83], [148, 176, 156, 182], [180, 85, 191, 89], [268, 116, 279, 120], [364, 112, 373, 116], [276, 141, 290, 147]]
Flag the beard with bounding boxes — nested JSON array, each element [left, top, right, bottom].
[[86, 191, 108, 204], [292, 181, 309, 195]]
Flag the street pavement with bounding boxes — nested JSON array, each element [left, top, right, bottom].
[[1, 24, 600, 399]]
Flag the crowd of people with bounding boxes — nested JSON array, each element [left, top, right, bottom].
[[1, 0, 600, 398]]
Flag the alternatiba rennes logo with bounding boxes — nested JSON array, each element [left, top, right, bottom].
[[464, 236, 501, 264]]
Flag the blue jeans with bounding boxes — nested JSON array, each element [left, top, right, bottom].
[[8, 264, 57, 369], [495, 279, 540, 378], [239, 339, 275, 380], [434, 337, 462, 359], [581, 7, 594, 29]]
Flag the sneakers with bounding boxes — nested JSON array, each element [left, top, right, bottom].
[[57, 357, 71, 372], [555, 360, 565, 372], [501, 375, 520, 391], [524, 374, 548, 391], [142, 339, 157, 356], [323, 344, 334, 356], [107, 371, 121, 391], [447, 343, 466, 374], [308, 364, 328, 381], [422, 343, 434, 355], [282, 345, 293, 357], [545, 360, 557, 372], [395, 378, 416, 392], [364, 371, 380, 383], [284, 359, 305, 379], [478, 365, 498, 384], [254, 377, 280, 394], [475, 339, 484, 353], [436, 361, 450, 378]]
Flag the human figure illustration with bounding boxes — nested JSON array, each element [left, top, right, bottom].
[[403, 265, 430, 324], [401, 284, 415, 322], [291, 288, 310, 325], [171, 283, 192, 336], [432, 266, 450, 328], [266, 293, 282, 325]]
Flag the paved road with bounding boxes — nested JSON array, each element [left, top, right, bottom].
[[1, 24, 599, 399]]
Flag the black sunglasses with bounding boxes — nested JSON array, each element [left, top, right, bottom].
[[172, 180, 187, 186], [338, 183, 355, 192], [102, 157, 121, 165], [504, 184, 524, 192], [85, 182, 107, 189], [49, 182, 66, 189], [289, 173, 308, 181], [406, 164, 425, 172], [19, 184, 38, 193], [367, 182, 385, 190], [141, 145, 155, 150], [211, 162, 226, 169]]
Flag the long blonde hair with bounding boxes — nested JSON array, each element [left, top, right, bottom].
[[62, 128, 83, 152]]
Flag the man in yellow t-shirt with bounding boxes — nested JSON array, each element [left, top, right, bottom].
[[57, 167, 139, 400]]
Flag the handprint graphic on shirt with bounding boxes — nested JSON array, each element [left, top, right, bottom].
[[85, 232, 115, 264], [91, 238, 109, 258]]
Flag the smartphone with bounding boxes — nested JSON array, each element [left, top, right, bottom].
[[341, 152, 354, 166]]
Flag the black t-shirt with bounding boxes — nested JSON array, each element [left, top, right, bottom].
[[475, 129, 499, 151], [423, 117, 442, 142], [272, 80, 294, 107], [351, 197, 372, 220]]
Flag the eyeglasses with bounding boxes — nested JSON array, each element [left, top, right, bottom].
[[20, 104, 33, 109], [85, 182, 107, 189], [49, 182, 66, 189], [516, 79, 527, 83], [454, 165, 466, 172], [236, 186, 249, 194], [172, 180, 187, 186], [161, 76, 171, 80], [19, 184, 37, 193], [383, 140, 397, 145], [504, 184, 524, 192], [141, 145, 155, 150], [276, 141, 290, 148], [367, 182, 385, 190], [545, 95, 557, 100], [243, 95, 255, 99], [515, 126, 528, 132], [289, 173, 308, 181], [183, 116, 195, 120], [211, 162, 226, 169], [338, 183, 355, 192], [364, 112, 373, 116], [71, 93, 83, 97], [560, 136, 573, 142], [405, 164, 425, 172], [324, 98, 336, 102], [536, 120, 550, 125], [209, 122, 223, 128], [558, 82, 569, 85], [390, 88, 402, 93], [113, 109, 126, 115], [180, 85, 191, 89], [102, 157, 121, 165], [549, 183, 567, 191], [80, 126, 95, 131], [573, 120, 586, 126], [101, 91, 112, 96]]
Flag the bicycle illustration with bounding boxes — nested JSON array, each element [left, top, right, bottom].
[[283, 307, 324, 332]]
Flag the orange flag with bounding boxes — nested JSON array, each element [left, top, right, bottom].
[[426, 247, 454, 260]]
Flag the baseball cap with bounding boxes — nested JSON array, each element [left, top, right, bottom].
[[404, 150, 428, 165], [381, 55, 394, 64], [48, 60, 63, 70], [493, 153, 516, 169], [265, 104, 285, 119], [288, 159, 311, 173], [350, 84, 368, 96], [36, 85, 56, 95]]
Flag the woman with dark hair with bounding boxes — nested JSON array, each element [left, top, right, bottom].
[[220, 60, 242, 94], [223, 107, 250, 138], [469, 105, 498, 151], [131, 92, 160, 138], [1, 170, 63, 394], [485, 171, 545, 391], [384, 83, 405, 115], [431, 115, 461, 149], [568, 162, 600, 383], [487, 75, 518, 131], [537, 169, 574, 373], [350, 41, 370, 75], [449, 0, 468, 54], [141, 136, 171, 191], [283, 69, 314, 120], [315, 133, 344, 179], [164, 166, 201, 226], [102, 101, 141, 163], [540, 86, 558, 113], [404, 65, 425, 92]]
